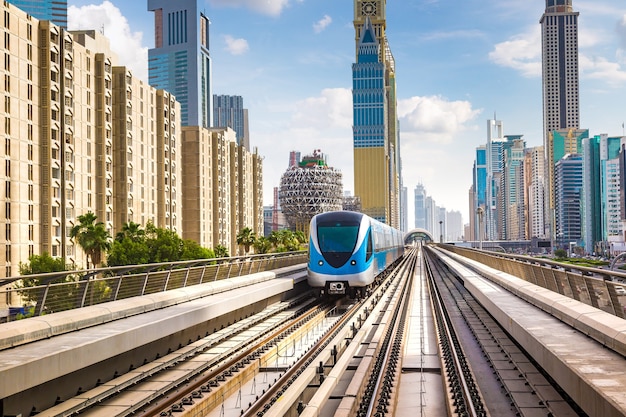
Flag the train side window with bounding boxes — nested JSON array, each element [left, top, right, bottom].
[[366, 232, 373, 261]]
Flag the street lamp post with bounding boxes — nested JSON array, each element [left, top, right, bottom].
[[439, 220, 443, 243], [476, 207, 484, 250]]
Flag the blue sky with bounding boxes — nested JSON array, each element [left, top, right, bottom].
[[66, 0, 626, 226]]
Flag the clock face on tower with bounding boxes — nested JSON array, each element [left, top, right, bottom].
[[361, 1, 377, 16]]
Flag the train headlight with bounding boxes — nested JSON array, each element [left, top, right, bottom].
[[318, 260, 324, 266], [350, 260, 356, 265]]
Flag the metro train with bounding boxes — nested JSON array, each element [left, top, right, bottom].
[[307, 211, 404, 297]]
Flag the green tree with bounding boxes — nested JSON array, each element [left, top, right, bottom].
[[17, 253, 78, 315], [107, 237, 150, 267], [115, 221, 145, 242], [236, 227, 257, 254], [554, 248, 568, 259], [269, 229, 300, 252], [70, 212, 112, 269], [294, 230, 307, 247], [253, 236, 273, 254], [214, 244, 229, 258], [181, 239, 214, 260], [18, 252, 69, 278], [144, 222, 184, 263]]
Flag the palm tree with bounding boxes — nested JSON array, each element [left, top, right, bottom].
[[70, 212, 112, 269], [236, 227, 257, 254], [253, 236, 273, 254], [115, 221, 145, 243], [214, 244, 229, 258], [294, 230, 307, 248]]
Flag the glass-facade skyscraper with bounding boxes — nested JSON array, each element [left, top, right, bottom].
[[214, 95, 249, 150], [555, 154, 583, 247], [148, 0, 213, 128], [7, 0, 67, 28]]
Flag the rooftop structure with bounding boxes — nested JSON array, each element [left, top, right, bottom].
[[279, 150, 343, 233]]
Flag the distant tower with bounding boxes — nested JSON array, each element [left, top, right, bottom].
[[148, 0, 213, 128], [541, 0, 580, 239], [7, 0, 67, 28], [353, 0, 400, 227], [288, 151, 301, 168], [414, 183, 426, 230], [213, 95, 249, 149], [540, 0, 580, 140], [485, 118, 505, 241]]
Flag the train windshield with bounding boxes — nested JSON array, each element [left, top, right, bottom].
[[317, 221, 359, 254]]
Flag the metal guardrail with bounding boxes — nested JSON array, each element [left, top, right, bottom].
[[440, 244, 626, 319], [0, 251, 308, 320]]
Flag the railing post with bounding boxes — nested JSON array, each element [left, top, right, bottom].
[[113, 276, 123, 302], [36, 283, 51, 316], [183, 267, 191, 288], [214, 264, 220, 281], [79, 279, 90, 308], [141, 272, 150, 296], [163, 268, 173, 291]]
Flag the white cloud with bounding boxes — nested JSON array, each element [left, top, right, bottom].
[[68, 1, 148, 81], [488, 28, 541, 78], [223, 35, 249, 55], [580, 54, 626, 86], [256, 88, 354, 197], [420, 29, 485, 42], [313, 15, 332, 34], [209, 0, 291, 17], [619, 14, 626, 49], [397, 95, 482, 143], [291, 88, 352, 129]]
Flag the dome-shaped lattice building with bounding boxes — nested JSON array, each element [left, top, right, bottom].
[[279, 150, 343, 232]]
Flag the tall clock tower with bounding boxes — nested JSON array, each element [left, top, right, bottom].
[[352, 0, 401, 228], [354, 0, 387, 63]]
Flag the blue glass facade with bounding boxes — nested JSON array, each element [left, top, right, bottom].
[[352, 18, 385, 149], [555, 154, 583, 246], [475, 147, 487, 208], [148, 0, 212, 128], [8, 0, 67, 28]]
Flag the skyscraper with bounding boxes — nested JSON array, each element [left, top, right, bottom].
[[555, 154, 583, 248], [148, 0, 213, 128], [7, 0, 67, 28], [353, 0, 400, 227], [540, 0, 580, 239], [485, 118, 505, 241], [213, 95, 249, 150], [414, 183, 426, 230], [540, 0, 580, 139]]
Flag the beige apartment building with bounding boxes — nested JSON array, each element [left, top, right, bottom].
[[181, 126, 263, 257], [0, 2, 263, 280]]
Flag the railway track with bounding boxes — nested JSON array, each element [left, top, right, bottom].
[[40, 251, 411, 417], [37, 294, 332, 416], [423, 246, 583, 417], [38, 245, 584, 417]]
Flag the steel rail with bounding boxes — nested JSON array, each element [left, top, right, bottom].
[[423, 250, 483, 417], [362, 249, 418, 416]]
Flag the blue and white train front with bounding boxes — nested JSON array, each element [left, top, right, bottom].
[[307, 211, 376, 295]]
